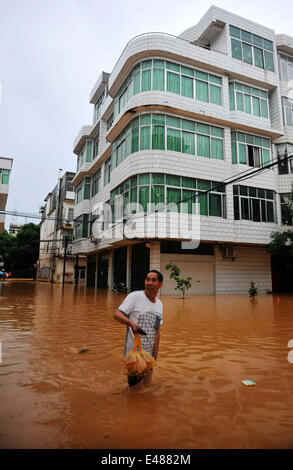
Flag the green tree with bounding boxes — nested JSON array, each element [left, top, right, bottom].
[[268, 230, 293, 259], [0, 223, 40, 277], [165, 263, 192, 298], [0, 229, 15, 271], [268, 229, 293, 292], [248, 281, 258, 298], [281, 185, 293, 225]]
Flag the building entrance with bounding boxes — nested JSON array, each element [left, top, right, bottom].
[[113, 247, 127, 285], [131, 244, 150, 292], [271, 255, 293, 293], [86, 255, 96, 288], [97, 253, 108, 289]]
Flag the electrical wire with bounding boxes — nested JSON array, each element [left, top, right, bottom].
[[109, 150, 293, 229], [1, 151, 293, 236]]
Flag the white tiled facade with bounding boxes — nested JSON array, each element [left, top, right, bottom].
[[71, 6, 293, 294], [37, 172, 87, 284], [0, 156, 13, 234]]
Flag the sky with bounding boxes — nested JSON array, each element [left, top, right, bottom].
[[1, 0, 292, 228]]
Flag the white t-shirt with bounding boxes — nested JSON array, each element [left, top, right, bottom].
[[118, 290, 163, 356]]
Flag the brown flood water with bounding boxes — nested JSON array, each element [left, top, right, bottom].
[[0, 280, 293, 449]]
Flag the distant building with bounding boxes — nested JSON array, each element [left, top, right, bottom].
[[9, 223, 23, 236], [37, 171, 86, 283], [0, 157, 13, 234]]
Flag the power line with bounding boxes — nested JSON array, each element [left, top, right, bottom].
[[1, 151, 292, 235], [113, 151, 293, 229]]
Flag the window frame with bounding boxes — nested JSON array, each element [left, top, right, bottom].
[[109, 173, 226, 219], [229, 25, 275, 72], [233, 185, 275, 223]]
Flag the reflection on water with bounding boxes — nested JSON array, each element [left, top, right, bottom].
[[1, 281, 293, 449]]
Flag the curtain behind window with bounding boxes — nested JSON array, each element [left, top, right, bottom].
[[197, 134, 210, 157]]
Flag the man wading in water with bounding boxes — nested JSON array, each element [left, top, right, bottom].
[[113, 270, 163, 387]]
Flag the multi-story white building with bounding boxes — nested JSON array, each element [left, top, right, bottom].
[[38, 171, 87, 284], [72, 6, 293, 294], [0, 156, 13, 234]]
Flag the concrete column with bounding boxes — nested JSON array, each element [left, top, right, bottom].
[[107, 250, 113, 289], [126, 245, 132, 291], [149, 241, 161, 296], [95, 253, 99, 288], [149, 241, 161, 271], [275, 193, 282, 226]]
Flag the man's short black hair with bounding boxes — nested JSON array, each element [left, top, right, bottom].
[[146, 269, 163, 282]]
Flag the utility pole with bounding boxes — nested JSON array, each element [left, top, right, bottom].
[[74, 255, 79, 284], [62, 236, 68, 285], [50, 169, 63, 283]]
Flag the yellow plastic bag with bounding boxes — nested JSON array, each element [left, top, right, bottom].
[[139, 348, 156, 373], [124, 334, 155, 376]]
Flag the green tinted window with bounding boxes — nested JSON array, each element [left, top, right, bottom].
[[140, 126, 150, 150], [167, 71, 180, 94], [139, 174, 150, 184], [231, 141, 237, 164], [182, 131, 195, 155], [142, 70, 151, 91], [198, 179, 210, 190], [209, 84, 221, 105], [236, 92, 244, 111], [166, 187, 181, 211], [140, 114, 151, 125], [211, 138, 223, 160], [260, 100, 269, 118], [242, 43, 253, 64], [139, 186, 149, 211], [244, 94, 251, 114], [209, 193, 222, 217], [166, 61, 180, 72], [239, 143, 247, 164], [152, 125, 165, 150], [166, 116, 180, 127], [230, 25, 241, 39], [231, 39, 242, 60], [182, 177, 196, 188], [252, 97, 260, 116], [197, 134, 210, 158], [167, 128, 181, 152], [142, 60, 152, 69], [151, 185, 164, 206], [153, 68, 165, 91], [181, 75, 194, 98], [254, 47, 264, 68], [133, 72, 140, 94], [196, 80, 209, 102], [182, 189, 195, 214], [182, 119, 195, 131], [229, 84, 235, 110], [152, 114, 165, 125], [166, 175, 180, 186], [131, 128, 139, 153], [181, 66, 194, 77], [264, 51, 274, 71], [198, 192, 208, 215], [152, 174, 164, 184]]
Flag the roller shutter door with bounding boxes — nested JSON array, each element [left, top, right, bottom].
[[160, 254, 214, 295]]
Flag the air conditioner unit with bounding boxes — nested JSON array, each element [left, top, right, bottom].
[[64, 220, 73, 228], [222, 246, 236, 260]]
